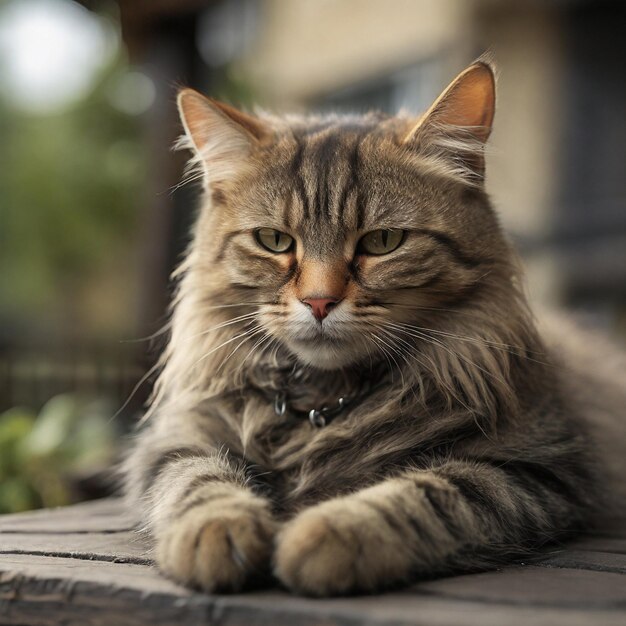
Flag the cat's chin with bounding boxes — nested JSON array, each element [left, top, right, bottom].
[[287, 339, 361, 371]]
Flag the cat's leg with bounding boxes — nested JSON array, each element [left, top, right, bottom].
[[274, 460, 583, 595], [125, 428, 277, 592]]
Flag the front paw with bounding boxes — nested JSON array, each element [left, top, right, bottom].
[[274, 498, 414, 596], [156, 493, 277, 592]]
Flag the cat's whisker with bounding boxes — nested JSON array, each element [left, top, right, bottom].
[[391, 323, 481, 371], [376, 302, 471, 314], [388, 323, 508, 389], [388, 320, 551, 367], [371, 327, 410, 389], [117, 312, 264, 416], [380, 325, 476, 413], [376, 325, 418, 356], [366, 322, 439, 405], [368, 332, 401, 386], [389, 324, 517, 364], [120, 322, 173, 344], [388, 320, 527, 353], [365, 318, 476, 411], [233, 332, 276, 386], [180, 324, 264, 381], [176, 312, 260, 344], [377, 328, 430, 404], [215, 326, 268, 377], [112, 359, 163, 425], [168, 171, 206, 195], [200, 302, 270, 310], [215, 329, 263, 378]]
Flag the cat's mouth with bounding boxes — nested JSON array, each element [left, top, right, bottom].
[[291, 319, 350, 343], [262, 306, 368, 369]]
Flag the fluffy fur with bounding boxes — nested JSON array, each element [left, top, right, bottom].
[[124, 58, 626, 596]]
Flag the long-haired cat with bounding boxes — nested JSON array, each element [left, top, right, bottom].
[[124, 57, 626, 596]]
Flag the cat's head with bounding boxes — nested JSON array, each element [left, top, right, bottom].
[[176, 59, 512, 371]]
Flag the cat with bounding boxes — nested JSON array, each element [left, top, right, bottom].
[[123, 57, 626, 596]]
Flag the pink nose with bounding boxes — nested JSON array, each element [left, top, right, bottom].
[[302, 297, 340, 321]]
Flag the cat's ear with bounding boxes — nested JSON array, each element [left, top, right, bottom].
[[403, 59, 496, 185], [177, 89, 269, 187]]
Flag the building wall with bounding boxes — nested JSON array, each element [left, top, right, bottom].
[[243, 0, 474, 106]]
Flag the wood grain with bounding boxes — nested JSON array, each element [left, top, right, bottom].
[[0, 499, 625, 626]]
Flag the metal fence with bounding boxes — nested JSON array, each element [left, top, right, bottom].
[[0, 340, 153, 422]]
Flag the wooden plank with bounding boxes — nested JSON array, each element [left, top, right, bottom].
[[1, 555, 625, 626], [3, 533, 626, 575], [0, 500, 136, 534], [415, 565, 626, 608], [0, 554, 183, 597], [1, 500, 626, 625], [0, 531, 152, 564], [535, 550, 626, 574]]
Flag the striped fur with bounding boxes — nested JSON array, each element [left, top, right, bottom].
[[123, 59, 625, 596]]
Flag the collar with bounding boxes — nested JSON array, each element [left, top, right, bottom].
[[267, 364, 388, 428]]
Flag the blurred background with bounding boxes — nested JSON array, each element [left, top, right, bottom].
[[1, 0, 625, 512]]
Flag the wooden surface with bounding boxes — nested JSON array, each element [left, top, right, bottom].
[[0, 500, 625, 625]]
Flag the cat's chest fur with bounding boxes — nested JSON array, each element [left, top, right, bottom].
[[203, 370, 482, 512]]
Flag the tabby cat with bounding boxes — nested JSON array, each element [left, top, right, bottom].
[[124, 58, 626, 596]]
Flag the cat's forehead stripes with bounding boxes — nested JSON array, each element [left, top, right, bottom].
[[284, 122, 377, 250]]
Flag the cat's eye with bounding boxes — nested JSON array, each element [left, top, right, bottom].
[[358, 229, 405, 255], [255, 228, 294, 253]]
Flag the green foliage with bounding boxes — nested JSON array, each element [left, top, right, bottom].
[[0, 56, 146, 336], [0, 394, 117, 514]]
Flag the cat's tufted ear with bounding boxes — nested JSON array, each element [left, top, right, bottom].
[[177, 89, 270, 187], [403, 59, 496, 185]]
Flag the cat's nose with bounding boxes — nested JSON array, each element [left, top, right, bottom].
[[301, 297, 341, 321]]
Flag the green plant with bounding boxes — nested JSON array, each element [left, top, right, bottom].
[[0, 393, 117, 513]]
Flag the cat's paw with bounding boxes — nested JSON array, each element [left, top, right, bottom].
[[156, 493, 277, 592], [274, 497, 413, 596]]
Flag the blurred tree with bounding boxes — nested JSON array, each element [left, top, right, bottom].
[[0, 56, 147, 339]]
